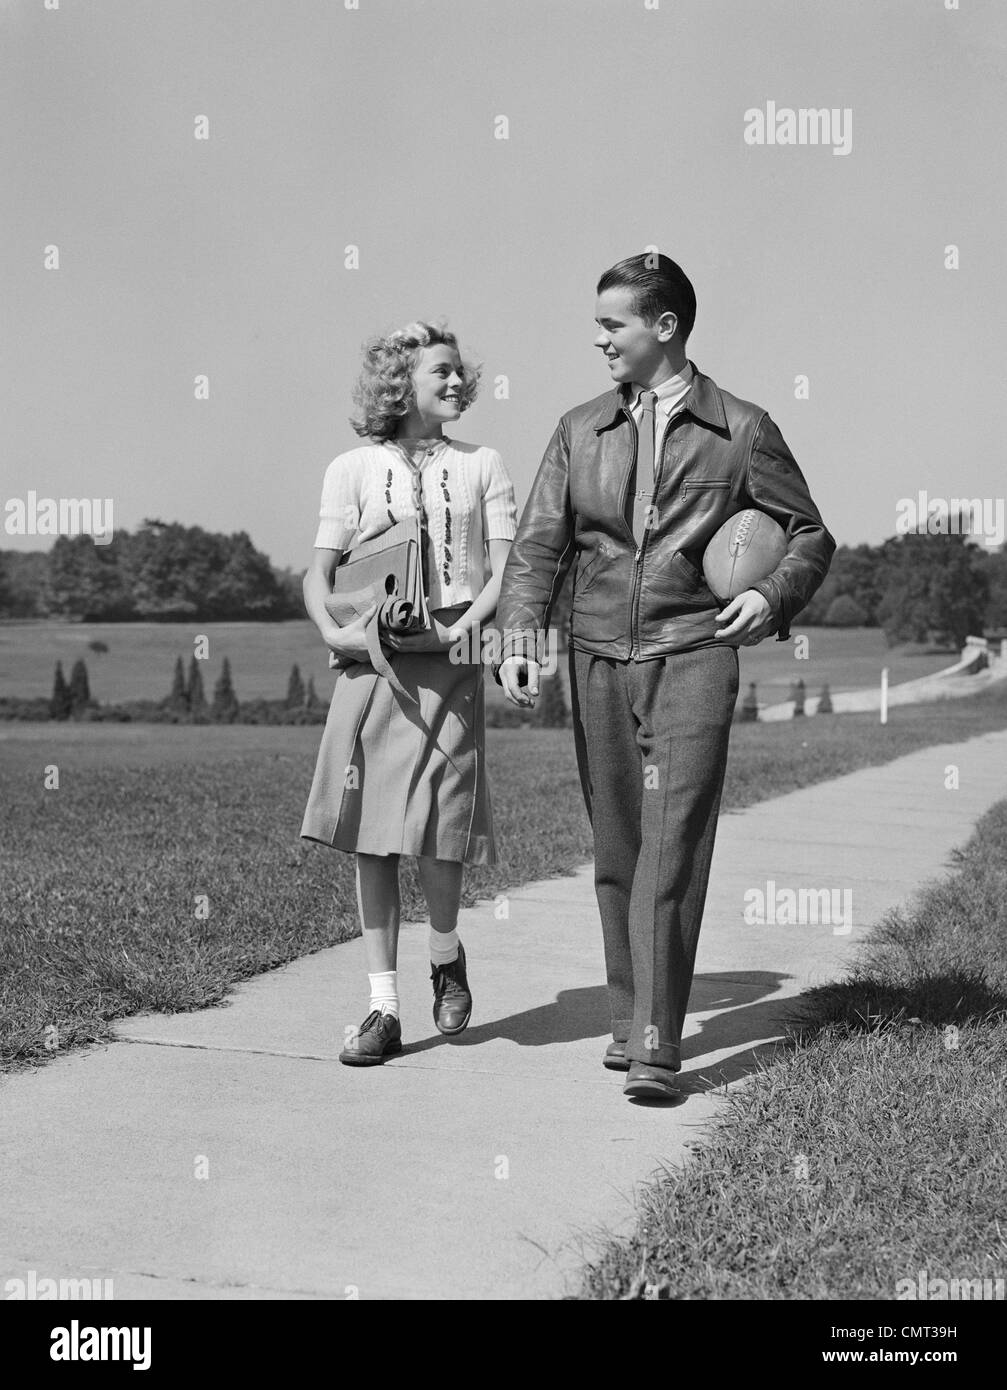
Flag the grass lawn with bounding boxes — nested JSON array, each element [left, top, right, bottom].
[[735, 624, 961, 707], [0, 619, 339, 704], [722, 677, 1007, 808], [0, 619, 962, 710], [576, 801, 1007, 1300], [2, 675, 1007, 1075]]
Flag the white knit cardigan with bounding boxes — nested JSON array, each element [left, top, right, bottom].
[[313, 439, 518, 609]]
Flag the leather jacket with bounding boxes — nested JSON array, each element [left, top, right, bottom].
[[496, 364, 835, 663]]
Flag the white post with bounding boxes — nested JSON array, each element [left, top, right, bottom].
[[880, 667, 889, 725]]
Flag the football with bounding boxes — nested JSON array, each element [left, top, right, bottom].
[[702, 509, 788, 602]]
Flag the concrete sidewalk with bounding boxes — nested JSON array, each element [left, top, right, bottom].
[[2, 730, 1006, 1300]]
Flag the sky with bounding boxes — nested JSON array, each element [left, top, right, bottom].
[[1, 0, 1005, 569]]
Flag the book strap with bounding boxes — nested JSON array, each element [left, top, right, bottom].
[[364, 604, 418, 706]]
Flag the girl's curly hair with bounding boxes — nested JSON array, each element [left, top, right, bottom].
[[349, 321, 481, 442]]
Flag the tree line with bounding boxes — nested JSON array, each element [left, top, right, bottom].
[[796, 534, 1006, 647], [1, 521, 1005, 648], [0, 520, 304, 621]]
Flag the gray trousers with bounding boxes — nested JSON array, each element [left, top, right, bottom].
[[570, 644, 739, 1070]]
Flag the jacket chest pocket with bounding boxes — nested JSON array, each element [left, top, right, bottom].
[[680, 479, 732, 494]]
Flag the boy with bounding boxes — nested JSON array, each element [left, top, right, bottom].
[[496, 253, 835, 1099]]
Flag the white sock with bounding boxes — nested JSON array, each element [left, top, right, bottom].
[[368, 970, 399, 1017], [429, 929, 459, 965]]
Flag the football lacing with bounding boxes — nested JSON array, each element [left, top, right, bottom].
[[733, 510, 755, 548]]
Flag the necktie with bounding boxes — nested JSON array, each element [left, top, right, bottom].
[[631, 390, 658, 545]]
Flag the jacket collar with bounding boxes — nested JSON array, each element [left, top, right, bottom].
[[593, 361, 727, 433]]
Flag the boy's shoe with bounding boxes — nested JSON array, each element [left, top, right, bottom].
[[431, 942, 472, 1035], [603, 1041, 630, 1071], [339, 1009, 402, 1066], [623, 1061, 680, 1100]]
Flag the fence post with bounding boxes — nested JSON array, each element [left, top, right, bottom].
[[740, 681, 759, 722], [880, 667, 889, 725]]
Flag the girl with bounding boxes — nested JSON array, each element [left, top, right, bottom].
[[301, 322, 517, 1065]]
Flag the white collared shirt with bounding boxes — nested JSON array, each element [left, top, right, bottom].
[[628, 362, 695, 434]]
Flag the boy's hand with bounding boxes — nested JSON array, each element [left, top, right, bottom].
[[714, 590, 775, 645], [498, 656, 540, 706]]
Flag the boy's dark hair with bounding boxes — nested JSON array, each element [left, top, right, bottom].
[[596, 253, 697, 343]]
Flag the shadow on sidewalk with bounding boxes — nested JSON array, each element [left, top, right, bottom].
[[679, 971, 799, 1092], [403, 984, 610, 1055], [403, 970, 800, 1093]]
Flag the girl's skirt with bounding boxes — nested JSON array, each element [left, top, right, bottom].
[[299, 607, 495, 865]]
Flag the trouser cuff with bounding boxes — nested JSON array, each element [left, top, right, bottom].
[[626, 1035, 681, 1071]]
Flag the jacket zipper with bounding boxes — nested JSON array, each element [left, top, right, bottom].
[[619, 406, 640, 657], [628, 409, 677, 659]]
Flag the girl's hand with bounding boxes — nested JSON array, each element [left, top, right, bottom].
[[383, 618, 462, 654], [321, 602, 379, 662]]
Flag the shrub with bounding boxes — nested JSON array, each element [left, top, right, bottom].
[[68, 658, 94, 717], [236, 698, 275, 726], [0, 697, 52, 721], [485, 703, 529, 729], [118, 699, 176, 723], [210, 658, 240, 723], [824, 594, 869, 627], [286, 663, 306, 708], [737, 681, 759, 723], [188, 655, 208, 721], [165, 656, 189, 716], [49, 662, 72, 721], [534, 673, 569, 728]]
